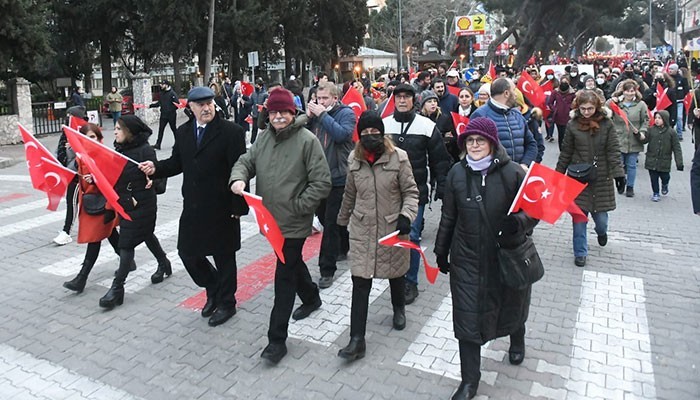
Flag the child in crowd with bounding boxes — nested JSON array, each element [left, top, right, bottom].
[[642, 110, 684, 202]]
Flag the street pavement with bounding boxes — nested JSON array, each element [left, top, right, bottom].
[[0, 115, 699, 400]]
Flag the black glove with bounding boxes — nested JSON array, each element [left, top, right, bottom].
[[678, 165, 684, 171], [396, 215, 412, 235], [436, 254, 450, 274], [614, 176, 627, 193], [501, 215, 520, 235]]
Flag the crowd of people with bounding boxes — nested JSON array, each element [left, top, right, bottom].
[[52, 54, 700, 399]]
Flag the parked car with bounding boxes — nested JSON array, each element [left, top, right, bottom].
[[102, 86, 162, 117]]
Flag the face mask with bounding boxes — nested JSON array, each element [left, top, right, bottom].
[[559, 83, 570, 91], [570, 72, 577, 77], [546, 74, 554, 80], [625, 71, 634, 77], [361, 134, 384, 153], [472, 74, 480, 80], [596, 78, 605, 85]]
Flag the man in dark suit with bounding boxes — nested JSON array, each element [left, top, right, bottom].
[[150, 80, 179, 150], [140, 86, 248, 327]]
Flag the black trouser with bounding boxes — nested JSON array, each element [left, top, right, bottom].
[[268, 238, 320, 344], [179, 252, 238, 310], [155, 113, 177, 147], [145, 234, 168, 264], [62, 179, 79, 234], [350, 276, 405, 337], [649, 170, 671, 194], [458, 340, 482, 384], [556, 123, 567, 150], [316, 186, 349, 277], [114, 248, 136, 284], [84, 229, 120, 267], [251, 117, 259, 144]]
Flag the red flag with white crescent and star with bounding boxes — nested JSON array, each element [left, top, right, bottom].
[[240, 82, 254, 97], [63, 125, 133, 221], [241, 191, 286, 263], [341, 88, 366, 142], [19, 123, 76, 211], [446, 84, 461, 97], [608, 101, 630, 130], [487, 60, 497, 80], [450, 112, 469, 136], [380, 93, 395, 119], [654, 82, 672, 113], [684, 91, 694, 114], [516, 71, 546, 107], [509, 162, 588, 224], [69, 115, 87, 132], [378, 231, 439, 284]]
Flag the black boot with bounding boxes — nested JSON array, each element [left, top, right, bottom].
[[452, 381, 478, 400], [508, 325, 526, 365], [99, 280, 124, 309], [338, 336, 366, 361], [114, 259, 136, 276], [150, 258, 172, 284], [392, 306, 406, 330], [63, 259, 96, 293], [63, 273, 88, 293]]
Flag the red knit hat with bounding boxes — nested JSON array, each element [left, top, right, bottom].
[[267, 88, 296, 114], [457, 117, 499, 150]]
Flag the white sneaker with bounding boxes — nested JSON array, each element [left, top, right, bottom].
[[53, 231, 72, 245]]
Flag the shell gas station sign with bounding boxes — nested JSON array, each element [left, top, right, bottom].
[[454, 14, 486, 36]]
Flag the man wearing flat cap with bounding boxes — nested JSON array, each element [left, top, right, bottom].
[[229, 88, 331, 365], [140, 86, 248, 327], [149, 80, 179, 150]]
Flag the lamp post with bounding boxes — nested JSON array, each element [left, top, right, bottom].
[[406, 46, 411, 72], [398, 0, 403, 70], [649, 0, 653, 56]]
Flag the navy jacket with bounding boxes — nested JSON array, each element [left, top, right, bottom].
[[470, 100, 537, 165], [309, 103, 356, 186]]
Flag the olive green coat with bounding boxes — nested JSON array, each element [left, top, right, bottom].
[[642, 110, 684, 172], [609, 99, 648, 154], [556, 114, 625, 213], [337, 145, 419, 279]]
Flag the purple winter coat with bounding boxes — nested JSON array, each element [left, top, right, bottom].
[[547, 89, 576, 126]]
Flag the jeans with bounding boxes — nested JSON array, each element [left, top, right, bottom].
[[268, 238, 320, 344], [572, 211, 608, 257], [316, 186, 349, 277], [620, 152, 639, 188], [648, 170, 670, 195], [111, 111, 121, 127], [676, 102, 684, 138], [405, 204, 425, 286]]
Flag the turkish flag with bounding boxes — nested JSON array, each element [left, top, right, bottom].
[[662, 60, 671, 74], [240, 82, 254, 97], [509, 162, 587, 224], [654, 82, 672, 112], [378, 231, 439, 284], [380, 93, 395, 119], [242, 191, 286, 263], [69, 115, 87, 132], [244, 115, 253, 125], [19, 123, 76, 211], [62, 125, 132, 221], [448, 59, 458, 70], [173, 99, 188, 109], [341, 87, 366, 142], [487, 60, 497, 80], [609, 101, 630, 130], [133, 103, 147, 110], [517, 71, 546, 107], [684, 92, 695, 114], [450, 112, 469, 135], [446, 84, 461, 97]]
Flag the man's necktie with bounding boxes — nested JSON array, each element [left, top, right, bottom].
[[196, 126, 204, 146]]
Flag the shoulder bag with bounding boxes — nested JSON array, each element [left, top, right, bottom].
[[566, 130, 602, 183], [469, 174, 544, 289], [82, 193, 106, 215]]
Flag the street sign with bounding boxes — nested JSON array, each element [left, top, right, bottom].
[[454, 14, 486, 36], [247, 51, 259, 67]]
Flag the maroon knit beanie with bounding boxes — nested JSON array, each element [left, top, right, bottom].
[[267, 88, 296, 114], [457, 117, 499, 150]]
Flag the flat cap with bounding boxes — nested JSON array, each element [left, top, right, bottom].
[[187, 86, 215, 102]]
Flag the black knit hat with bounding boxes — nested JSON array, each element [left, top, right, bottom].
[[392, 83, 415, 97], [118, 115, 152, 139], [357, 111, 384, 135]]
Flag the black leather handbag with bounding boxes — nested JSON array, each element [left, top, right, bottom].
[[566, 163, 597, 183], [82, 193, 106, 215]]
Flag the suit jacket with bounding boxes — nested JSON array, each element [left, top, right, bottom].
[[154, 115, 248, 256]]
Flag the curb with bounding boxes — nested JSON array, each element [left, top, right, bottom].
[[0, 157, 17, 169]]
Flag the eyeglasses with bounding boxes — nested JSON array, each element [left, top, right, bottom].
[[579, 106, 596, 113], [465, 137, 487, 146]]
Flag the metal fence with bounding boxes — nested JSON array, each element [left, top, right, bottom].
[[31, 102, 66, 135]]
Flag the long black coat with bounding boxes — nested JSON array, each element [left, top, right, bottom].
[[434, 146, 538, 345], [115, 136, 157, 249], [154, 115, 248, 256]]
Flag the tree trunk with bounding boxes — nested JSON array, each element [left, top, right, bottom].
[[172, 53, 182, 95], [100, 40, 112, 95]]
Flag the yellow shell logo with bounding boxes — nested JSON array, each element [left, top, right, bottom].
[[457, 17, 471, 30]]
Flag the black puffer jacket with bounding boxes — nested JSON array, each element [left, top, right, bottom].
[[383, 111, 451, 204], [434, 146, 538, 344], [114, 134, 157, 249]]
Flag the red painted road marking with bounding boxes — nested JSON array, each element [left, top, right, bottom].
[[179, 233, 323, 311], [0, 193, 30, 203]]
